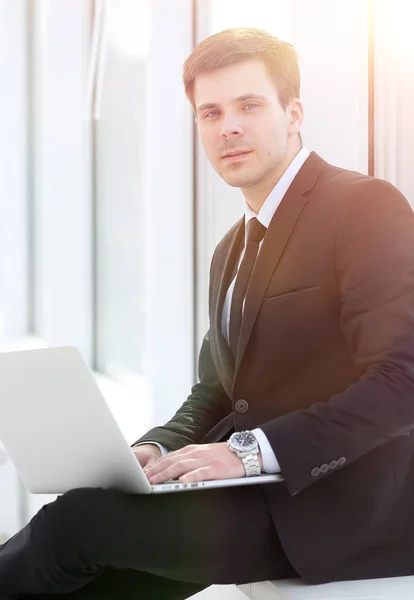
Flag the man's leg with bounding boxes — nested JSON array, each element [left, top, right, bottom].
[[26, 570, 208, 600], [0, 483, 296, 598]]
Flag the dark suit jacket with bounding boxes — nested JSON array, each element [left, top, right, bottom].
[[134, 152, 414, 583]]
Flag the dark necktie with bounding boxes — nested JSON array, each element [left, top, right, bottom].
[[229, 217, 266, 357]]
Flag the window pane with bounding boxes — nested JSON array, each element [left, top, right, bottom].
[[0, 0, 28, 340], [32, 0, 93, 359], [210, 0, 292, 38], [94, 0, 194, 426], [95, 0, 150, 376]]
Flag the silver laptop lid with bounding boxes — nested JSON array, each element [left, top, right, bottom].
[[0, 346, 151, 495]]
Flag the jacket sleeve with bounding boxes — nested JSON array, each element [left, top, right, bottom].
[[260, 178, 414, 495], [131, 329, 232, 450]]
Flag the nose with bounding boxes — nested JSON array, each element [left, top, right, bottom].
[[220, 115, 244, 139]]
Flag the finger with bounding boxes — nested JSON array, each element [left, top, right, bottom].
[[148, 461, 193, 484], [144, 457, 168, 476], [179, 466, 213, 483], [148, 458, 198, 484], [144, 452, 186, 477]]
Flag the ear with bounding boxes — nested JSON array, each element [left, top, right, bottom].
[[287, 98, 304, 135]]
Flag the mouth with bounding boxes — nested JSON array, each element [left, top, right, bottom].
[[221, 150, 252, 163]]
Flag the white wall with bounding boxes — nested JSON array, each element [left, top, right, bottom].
[[0, 0, 28, 340], [373, 0, 414, 205], [144, 0, 195, 424], [292, 0, 369, 173]]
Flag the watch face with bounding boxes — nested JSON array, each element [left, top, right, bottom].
[[231, 431, 257, 452]]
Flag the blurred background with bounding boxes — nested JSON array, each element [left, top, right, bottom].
[[0, 0, 413, 540]]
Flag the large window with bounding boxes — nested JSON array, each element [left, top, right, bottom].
[[0, 0, 29, 342], [93, 0, 194, 428], [31, 0, 94, 360], [373, 0, 414, 204], [94, 0, 150, 377], [0, 0, 30, 541], [0, 0, 195, 531]]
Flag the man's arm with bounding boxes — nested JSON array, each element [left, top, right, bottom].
[[132, 442, 170, 455], [260, 178, 414, 495], [131, 330, 232, 451], [252, 428, 281, 473]]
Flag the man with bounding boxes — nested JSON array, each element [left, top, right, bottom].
[[2, 27, 414, 599]]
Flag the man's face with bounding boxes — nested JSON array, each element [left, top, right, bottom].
[[194, 60, 299, 192]]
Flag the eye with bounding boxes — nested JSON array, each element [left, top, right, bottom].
[[243, 103, 260, 111], [203, 110, 220, 119]]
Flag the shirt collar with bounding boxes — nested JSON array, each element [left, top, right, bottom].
[[244, 147, 311, 236]]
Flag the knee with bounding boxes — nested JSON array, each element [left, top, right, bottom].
[[26, 488, 117, 572], [46, 487, 114, 542], [55, 487, 115, 521], [58, 486, 109, 508]]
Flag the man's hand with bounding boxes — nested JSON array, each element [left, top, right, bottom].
[[143, 442, 263, 484], [132, 444, 162, 469]]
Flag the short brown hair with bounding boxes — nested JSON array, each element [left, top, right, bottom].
[[183, 28, 300, 110]]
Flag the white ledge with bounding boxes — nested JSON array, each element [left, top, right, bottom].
[[237, 575, 414, 599]]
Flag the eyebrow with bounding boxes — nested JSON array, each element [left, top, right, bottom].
[[196, 93, 268, 113]]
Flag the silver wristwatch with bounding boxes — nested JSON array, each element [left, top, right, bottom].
[[227, 430, 261, 477]]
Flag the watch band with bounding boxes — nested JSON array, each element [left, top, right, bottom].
[[242, 452, 261, 476]]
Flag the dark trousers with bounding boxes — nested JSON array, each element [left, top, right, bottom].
[[0, 484, 296, 599]]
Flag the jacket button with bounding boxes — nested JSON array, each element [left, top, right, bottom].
[[235, 399, 248, 413], [311, 467, 320, 477], [329, 460, 338, 470], [320, 463, 329, 473], [337, 456, 347, 466]]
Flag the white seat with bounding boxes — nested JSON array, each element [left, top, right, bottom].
[[237, 575, 414, 599]]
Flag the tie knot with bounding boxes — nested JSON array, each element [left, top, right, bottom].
[[246, 218, 266, 243]]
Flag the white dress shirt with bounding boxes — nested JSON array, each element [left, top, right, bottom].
[[138, 147, 311, 473]]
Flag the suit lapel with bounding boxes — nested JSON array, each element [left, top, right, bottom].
[[209, 151, 327, 393], [210, 219, 244, 396], [233, 151, 327, 381]]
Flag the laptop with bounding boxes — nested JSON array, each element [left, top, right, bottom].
[[0, 346, 283, 495]]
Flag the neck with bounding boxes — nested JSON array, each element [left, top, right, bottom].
[[242, 139, 302, 214]]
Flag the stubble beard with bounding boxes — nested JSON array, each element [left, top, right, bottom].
[[217, 160, 260, 188]]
